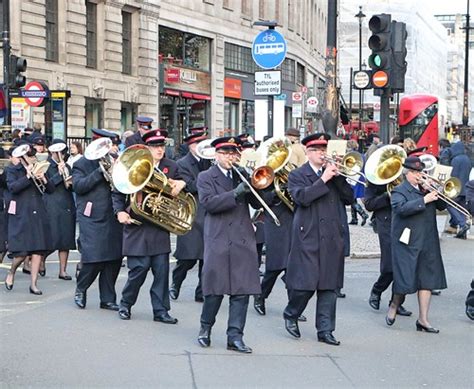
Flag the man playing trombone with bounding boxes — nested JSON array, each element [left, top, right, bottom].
[[196, 136, 262, 354], [283, 134, 353, 346]]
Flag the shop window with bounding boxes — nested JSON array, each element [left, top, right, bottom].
[[159, 26, 210, 72], [224, 43, 256, 74], [281, 58, 295, 83], [45, 0, 58, 62], [224, 99, 239, 136], [86, 1, 97, 69], [85, 98, 103, 137], [297, 62, 305, 86], [242, 100, 255, 137], [122, 11, 132, 75], [120, 102, 137, 132]]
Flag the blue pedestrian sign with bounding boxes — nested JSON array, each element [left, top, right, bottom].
[[252, 30, 287, 69]]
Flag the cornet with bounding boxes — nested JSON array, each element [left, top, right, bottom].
[[49, 142, 72, 188], [12, 144, 50, 194]]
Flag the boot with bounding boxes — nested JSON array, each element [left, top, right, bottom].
[[349, 205, 358, 225], [354, 203, 369, 226]]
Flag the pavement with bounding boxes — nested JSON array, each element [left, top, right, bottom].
[[0, 212, 472, 388]]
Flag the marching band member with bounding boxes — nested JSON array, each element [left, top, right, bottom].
[[125, 116, 153, 147], [170, 131, 211, 303], [386, 157, 447, 332], [283, 134, 353, 346], [196, 136, 261, 353], [114, 129, 186, 323], [72, 129, 123, 311], [43, 139, 76, 280], [4, 142, 54, 295]]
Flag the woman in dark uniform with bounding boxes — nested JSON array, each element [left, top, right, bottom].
[[43, 140, 76, 280], [4, 143, 54, 294]]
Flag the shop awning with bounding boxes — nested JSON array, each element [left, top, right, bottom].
[[192, 93, 211, 101], [164, 89, 180, 97], [181, 92, 193, 99]]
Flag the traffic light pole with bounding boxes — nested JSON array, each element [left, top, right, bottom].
[[2, 0, 11, 125], [380, 89, 391, 145]]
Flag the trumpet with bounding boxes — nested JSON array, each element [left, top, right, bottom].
[[12, 144, 50, 194], [323, 151, 367, 186], [49, 142, 72, 188], [419, 173, 472, 223], [84, 137, 116, 190]]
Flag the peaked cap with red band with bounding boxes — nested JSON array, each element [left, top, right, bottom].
[[183, 131, 208, 145], [142, 129, 168, 145], [211, 136, 242, 151], [302, 133, 329, 148], [402, 156, 426, 172]]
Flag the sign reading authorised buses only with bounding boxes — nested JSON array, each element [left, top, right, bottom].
[[254, 71, 281, 96]]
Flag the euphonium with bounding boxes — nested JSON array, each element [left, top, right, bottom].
[[365, 145, 407, 194], [84, 137, 116, 189], [112, 144, 197, 235], [12, 144, 50, 194], [48, 142, 72, 188]]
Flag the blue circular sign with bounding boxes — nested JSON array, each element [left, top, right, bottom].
[[252, 30, 287, 70]]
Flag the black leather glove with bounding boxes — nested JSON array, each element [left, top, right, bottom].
[[233, 182, 251, 199]]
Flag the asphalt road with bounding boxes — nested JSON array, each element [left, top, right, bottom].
[[0, 236, 472, 388]]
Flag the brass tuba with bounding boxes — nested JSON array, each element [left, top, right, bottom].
[[252, 136, 296, 211], [365, 145, 407, 193], [112, 144, 197, 235]]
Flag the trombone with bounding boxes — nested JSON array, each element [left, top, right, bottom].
[[49, 142, 72, 188], [419, 173, 472, 223], [323, 151, 367, 186], [12, 144, 50, 194]]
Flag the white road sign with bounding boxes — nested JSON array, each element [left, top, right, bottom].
[[254, 71, 281, 95], [306, 96, 318, 113], [353, 70, 371, 89]]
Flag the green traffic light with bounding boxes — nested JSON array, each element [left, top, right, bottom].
[[373, 55, 382, 67]]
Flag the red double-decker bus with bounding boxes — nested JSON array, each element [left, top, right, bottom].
[[398, 94, 439, 156]]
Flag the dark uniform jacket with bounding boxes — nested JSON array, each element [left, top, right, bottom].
[[173, 152, 211, 260], [390, 180, 447, 294], [262, 188, 293, 271], [364, 182, 392, 274], [72, 156, 122, 263], [125, 131, 145, 148], [112, 157, 181, 256], [6, 163, 54, 253], [197, 165, 262, 296], [0, 171, 7, 252], [43, 157, 76, 250], [286, 163, 354, 291]]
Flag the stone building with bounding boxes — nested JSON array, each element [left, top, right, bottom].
[[2, 0, 329, 147]]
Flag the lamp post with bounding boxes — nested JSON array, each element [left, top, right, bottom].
[[355, 6, 366, 151]]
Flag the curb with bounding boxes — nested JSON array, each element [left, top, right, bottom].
[[350, 252, 380, 259]]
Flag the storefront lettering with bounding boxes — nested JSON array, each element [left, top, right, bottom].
[[180, 69, 197, 83]]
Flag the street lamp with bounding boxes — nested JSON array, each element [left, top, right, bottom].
[[355, 5, 366, 151]]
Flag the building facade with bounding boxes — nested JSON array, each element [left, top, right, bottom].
[[2, 0, 329, 147]]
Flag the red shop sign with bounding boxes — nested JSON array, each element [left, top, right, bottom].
[[166, 68, 180, 83]]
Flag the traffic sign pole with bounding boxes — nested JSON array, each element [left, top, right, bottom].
[[380, 89, 391, 145]]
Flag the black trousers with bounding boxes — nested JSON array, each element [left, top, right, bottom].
[[200, 294, 249, 342], [171, 259, 203, 298], [76, 259, 122, 304], [284, 289, 337, 335], [261, 269, 286, 299], [371, 272, 406, 305], [120, 254, 170, 315]]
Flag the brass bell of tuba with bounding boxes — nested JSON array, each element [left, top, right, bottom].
[[253, 136, 296, 211], [112, 144, 197, 235], [365, 145, 407, 193]]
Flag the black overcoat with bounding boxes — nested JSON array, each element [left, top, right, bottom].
[[262, 189, 293, 271], [197, 165, 261, 296], [112, 158, 180, 256], [390, 180, 447, 294], [364, 182, 392, 274], [72, 157, 122, 263], [6, 163, 54, 253], [286, 163, 354, 291], [43, 158, 76, 250], [125, 132, 145, 148], [174, 152, 211, 260], [0, 171, 7, 252]]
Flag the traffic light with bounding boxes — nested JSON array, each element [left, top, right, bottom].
[[390, 21, 408, 93], [8, 55, 27, 89], [368, 14, 392, 93]]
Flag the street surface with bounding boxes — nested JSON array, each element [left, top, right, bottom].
[[0, 217, 472, 388]]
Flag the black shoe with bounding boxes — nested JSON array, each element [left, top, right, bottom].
[[154, 312, 178, 324], [5, 281, 13, 291], [284, 318, 300, 338], [455, 224, 470, 239], [169, 285, 179, 300], [385, 315, 396, 326], [118, 306, 131, 320], [369, 292, 381, 310], [58, 274, 72, 281], [396, 305, 412, 316], [100, 302, 119, 311], [336, 290, 346, 298], [348, 219, 358, 225], [360, 213, 369, 226], [298, 314, 307, 322], [227, 339, 252, 353], [253, 295, 266, 316], [74, 292, 86, 309], [318, 332, 340, 346], [416, 320, 439, 333], [432, 290, 441, 296], [194, 295, 204, 303], [39, 268, 46, 277], [29, 286, 43, 295], [22, 267, 31, 275], [198, 326, 211, 347], [466, 305, 474, 321]]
